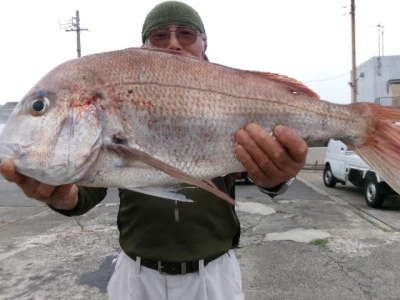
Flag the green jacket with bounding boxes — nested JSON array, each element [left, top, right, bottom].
[[53, 175, 240, 262]]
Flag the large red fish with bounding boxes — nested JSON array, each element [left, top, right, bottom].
[[1, 47, 400, 204]]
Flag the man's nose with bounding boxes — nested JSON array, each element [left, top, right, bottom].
[[167, 32, 182, 50]]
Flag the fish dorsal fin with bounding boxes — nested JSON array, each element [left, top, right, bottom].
[[245, 71, 320, 99], [139, 47, 319, 98]]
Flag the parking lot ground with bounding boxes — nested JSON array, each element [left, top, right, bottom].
[[1, 170, 400, 299]]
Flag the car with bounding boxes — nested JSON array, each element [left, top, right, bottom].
[[234, 172, 254, 184], [323, 139, 397, 208]]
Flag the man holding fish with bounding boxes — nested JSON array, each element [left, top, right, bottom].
[[0, 1, 307, 299]]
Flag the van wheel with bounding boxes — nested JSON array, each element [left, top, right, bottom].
[[323, 166, 337, 187], [365, 179, 385, 208]]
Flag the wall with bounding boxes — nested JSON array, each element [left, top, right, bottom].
[[305, 147, 327, 170], [357, 55, 400, 105]]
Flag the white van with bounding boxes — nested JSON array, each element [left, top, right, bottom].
[[323, 139, 397, 208]]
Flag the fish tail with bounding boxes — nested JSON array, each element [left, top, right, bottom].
[[351, 103, 400, 194]]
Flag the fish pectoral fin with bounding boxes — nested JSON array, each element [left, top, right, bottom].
[[106, 144, 236, 205]]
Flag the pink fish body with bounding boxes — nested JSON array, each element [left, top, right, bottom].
[[1, 47, 400, 203]]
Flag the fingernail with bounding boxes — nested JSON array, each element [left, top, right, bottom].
[[273, 124, 284, 135], [245, 123, 258, 134]]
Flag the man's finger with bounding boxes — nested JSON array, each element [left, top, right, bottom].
[[241, 123, 292, 170], [0, 159, 24, 184], [272, 125, 308, 164]]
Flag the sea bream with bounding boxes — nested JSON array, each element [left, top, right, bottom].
[[1, 47, 400, 204]]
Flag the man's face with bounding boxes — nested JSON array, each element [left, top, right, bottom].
[[144, 25, 207, 59]]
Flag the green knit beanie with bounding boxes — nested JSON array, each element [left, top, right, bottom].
[[142, 1, 207, 44]]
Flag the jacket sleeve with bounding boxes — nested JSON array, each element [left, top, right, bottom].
[[49, 186, 108, 217]]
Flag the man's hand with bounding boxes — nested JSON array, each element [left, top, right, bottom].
[[234, 123, 307, 188], [0, 159, 78, 210]]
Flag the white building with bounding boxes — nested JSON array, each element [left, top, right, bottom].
[[356, 55, 400, 107], [0, 102, 17, 124]]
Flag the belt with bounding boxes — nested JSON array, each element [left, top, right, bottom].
[[134, 252, 225, 275]]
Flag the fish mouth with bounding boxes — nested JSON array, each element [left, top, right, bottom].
[[0, 144, 22, 161]]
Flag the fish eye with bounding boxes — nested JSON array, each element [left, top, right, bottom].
[[29, 96, 50, 116]]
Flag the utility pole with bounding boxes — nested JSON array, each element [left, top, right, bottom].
[[350, 0, 357, 103], [60, 10, 88, 57], [377, 23, 384, 57]]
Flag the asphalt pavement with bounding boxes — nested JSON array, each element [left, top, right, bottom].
[[1, 170, 400, 300]]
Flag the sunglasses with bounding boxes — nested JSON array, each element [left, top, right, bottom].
[[147, 26, 205, 47]]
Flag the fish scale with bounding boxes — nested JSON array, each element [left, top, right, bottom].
[[1, 47, 400, 204]]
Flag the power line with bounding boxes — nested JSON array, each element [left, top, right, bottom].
[[304, 72, 350, 84]]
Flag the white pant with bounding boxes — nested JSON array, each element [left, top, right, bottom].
[[107, 250, 244, 300]]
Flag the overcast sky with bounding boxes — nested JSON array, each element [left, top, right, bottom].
[[0, 0, 399, 105]]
